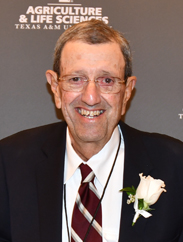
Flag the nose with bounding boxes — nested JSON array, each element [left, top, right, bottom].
[[81, 80, 101, 106]]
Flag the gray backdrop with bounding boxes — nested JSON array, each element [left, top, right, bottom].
[[1, 0, 183, 141]]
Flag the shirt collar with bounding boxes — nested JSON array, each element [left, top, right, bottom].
[[64, 128, 82, 184], [64, 125, 124, 187]]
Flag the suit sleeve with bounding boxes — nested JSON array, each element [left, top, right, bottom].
[[0, 145, 11, 241]]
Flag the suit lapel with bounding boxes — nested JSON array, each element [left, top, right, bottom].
[[118, 121, 154, 242], [35, 121, 154, 242], [36, 122, 67, 242]]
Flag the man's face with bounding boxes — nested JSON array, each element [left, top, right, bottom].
[[48, 40, 135, 149]]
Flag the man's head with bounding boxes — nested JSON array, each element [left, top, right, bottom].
[[46, 20, 136, 160], [53, 19, 132, 82]]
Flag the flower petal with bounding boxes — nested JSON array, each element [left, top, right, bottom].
[[136, 173, 150, 199], [146, 187, 166, 205], [136, 173, 166, 205]]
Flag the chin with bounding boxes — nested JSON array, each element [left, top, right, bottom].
[[77, 132, 105, 143]]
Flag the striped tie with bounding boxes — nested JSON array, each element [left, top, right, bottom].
[[71, 164, 102, 242]]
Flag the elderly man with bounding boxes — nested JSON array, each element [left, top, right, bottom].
[[0, 20, 183, 242]]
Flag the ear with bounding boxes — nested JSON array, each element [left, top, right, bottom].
[[46, 70, 62, 109], [121, 76, 137, 115]]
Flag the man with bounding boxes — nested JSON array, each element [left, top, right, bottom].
[[0, 20, 183, 242]]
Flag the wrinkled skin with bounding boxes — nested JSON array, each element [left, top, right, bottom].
[[46, 40, 136, 160]]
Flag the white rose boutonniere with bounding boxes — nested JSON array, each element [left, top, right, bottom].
[[120, 173, 166, 225]]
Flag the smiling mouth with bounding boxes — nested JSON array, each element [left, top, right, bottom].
[[77, 108, 104, 118]]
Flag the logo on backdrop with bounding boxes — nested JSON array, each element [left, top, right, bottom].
[[15, 0, 109, 30], [178, 109, 183, 119]]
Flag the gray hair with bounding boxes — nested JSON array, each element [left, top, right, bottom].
[[53, 19, 132, 82]]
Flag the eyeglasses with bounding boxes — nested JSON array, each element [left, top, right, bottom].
[[58, 75, 125, 94]]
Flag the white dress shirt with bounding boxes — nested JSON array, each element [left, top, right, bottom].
[[62, 125, 124, 242]]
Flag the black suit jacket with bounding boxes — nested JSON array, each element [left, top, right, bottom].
[[0, 121, 183, 242]]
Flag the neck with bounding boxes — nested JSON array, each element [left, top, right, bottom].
[[72, 142, 105, 161], [69, 133, 110, 161]]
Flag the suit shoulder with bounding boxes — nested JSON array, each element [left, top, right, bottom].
[[141, 130, 183, 155], [0, 122, 67, 152], [120, 121, 183, 155]]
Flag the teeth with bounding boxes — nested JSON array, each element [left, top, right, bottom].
[[78, 108, 104, 118]]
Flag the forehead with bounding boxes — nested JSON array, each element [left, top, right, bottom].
[[60, 40, 125, 76]]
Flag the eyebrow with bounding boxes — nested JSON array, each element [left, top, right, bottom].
[[101, 70, 111, 74], [64, 70, 115, 75], [61, 69, 121, 79], [66, 70, 86, 75]]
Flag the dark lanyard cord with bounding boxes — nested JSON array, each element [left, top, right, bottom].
[[64, 135, 121, 242]]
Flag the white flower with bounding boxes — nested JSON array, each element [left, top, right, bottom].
[[136, 173, 166, 205], [127, 199, 131, 204], [133, 173, 166, 224], [127, 194, 136, 204]]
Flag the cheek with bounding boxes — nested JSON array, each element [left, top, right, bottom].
[[60, 91, 80, 114], [103, 92, 124, 113]]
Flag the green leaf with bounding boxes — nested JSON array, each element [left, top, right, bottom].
[[147, 207, 155, 212], [120, 186, 136, 195], [138, 199, 144, 210], [132, 186, 136, 191]]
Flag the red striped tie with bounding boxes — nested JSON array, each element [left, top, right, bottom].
[[71, 164, 102, 242]]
